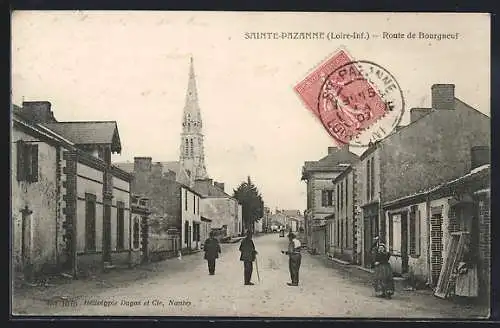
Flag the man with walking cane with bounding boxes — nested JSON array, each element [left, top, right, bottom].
[[282, 232, 302, 286], [239, 230, 258, 286]]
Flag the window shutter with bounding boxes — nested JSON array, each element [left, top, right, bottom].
[[388, 214, 394, 249], [30, 144, 39, 182], [409, 207, 416, 256], [16, 141, 26, 181]]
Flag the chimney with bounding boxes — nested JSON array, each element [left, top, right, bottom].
[[163, 170, 177, 181], [431, 84, 455, 110], [410, 108, 433, 123], [134, 157, 152, 172], [151, 162, 163, 178], [214, 181, 225, 191], [19, 101, 57, 123], [195, 178, 213, 191], [471, 146, 490, 170]]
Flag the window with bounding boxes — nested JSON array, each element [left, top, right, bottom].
[[16, 141, 38, 182], [116, 201, 125, 250], [184, 138, 189, 156], [185, 189, 188, 211], [321, 190, 334, 207], [85, 193, 97, 251], [193, 194, 196, 214], [197, 197, 200, 214], [194, 223, 200, 242], [133, 217, 140, 249]]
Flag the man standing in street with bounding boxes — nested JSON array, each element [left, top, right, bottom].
[[203, 231, 221, 275], [282, 232, 302, 286], [239, 230, 258, 285]]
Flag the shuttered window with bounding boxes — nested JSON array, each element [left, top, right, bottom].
[[321, 190, 334, 207], [16, 141, 38, 182]]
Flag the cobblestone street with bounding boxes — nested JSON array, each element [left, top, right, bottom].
[[12, 234, 488, 318]]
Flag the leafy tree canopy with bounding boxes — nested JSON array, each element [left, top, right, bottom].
[[233, 176, 264, 231]]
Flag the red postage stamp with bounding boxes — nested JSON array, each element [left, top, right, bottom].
[[295, 49, 404, 147]]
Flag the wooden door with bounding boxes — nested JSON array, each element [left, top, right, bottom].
[[363, 214, 372, 267]]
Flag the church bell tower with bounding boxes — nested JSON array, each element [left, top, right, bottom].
[[179, 56, 208, 182]]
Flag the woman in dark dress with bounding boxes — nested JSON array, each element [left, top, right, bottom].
[[372, 240, 395, 299]]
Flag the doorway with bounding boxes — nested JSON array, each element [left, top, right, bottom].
[[141, 216, 149, 263], [401, 212, 409, 274], [21, 207, 33, 278]]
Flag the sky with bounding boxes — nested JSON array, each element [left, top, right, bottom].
[[11, 11, 490, 211]]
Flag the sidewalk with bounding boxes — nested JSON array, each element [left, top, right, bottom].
[[314, 253, 489, 318]]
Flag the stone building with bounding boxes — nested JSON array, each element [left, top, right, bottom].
[[12, 101, 135, 279], [12, 105, 67, 280], [383, 155, 490, 297], [301, 146, 359, 254], [194, 178, 243, 238], [115, 157, 203, 254], [358, 83, 490, 271], [328, 163, 361, 264]]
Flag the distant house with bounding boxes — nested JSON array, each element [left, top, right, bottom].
[[301, 146, 359, 254], [114, 157, 203, 254], [328, 163, 360, 264], [194, 178, 243, 238], [200, 216, 212, 246], [12, 101, 136, 279]]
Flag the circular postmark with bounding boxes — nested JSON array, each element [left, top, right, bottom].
[[317, 60, 405, 147]]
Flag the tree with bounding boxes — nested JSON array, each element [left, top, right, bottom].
[[233, 176, 264, 232]]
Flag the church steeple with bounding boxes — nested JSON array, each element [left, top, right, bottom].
[[180, 56, 208, 183]]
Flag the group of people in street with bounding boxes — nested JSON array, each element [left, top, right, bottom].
[[202, 229, 303, 287], [204, 230, 479, 302]]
